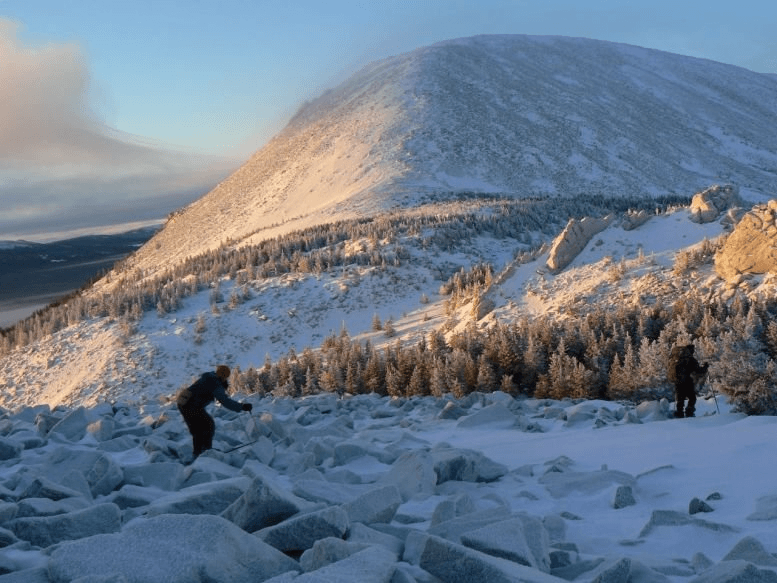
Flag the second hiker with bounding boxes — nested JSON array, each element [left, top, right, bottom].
[[668, 344, 708, 418]]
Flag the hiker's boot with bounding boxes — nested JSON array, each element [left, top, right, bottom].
[[673, 410, 684, 418], [685, 408, 695, 418]]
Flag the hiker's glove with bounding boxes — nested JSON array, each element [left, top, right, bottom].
[[242, 403, 253, 412]]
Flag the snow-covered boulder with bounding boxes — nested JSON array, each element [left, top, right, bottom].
[[220, 475, 308, 532], [715, 200, 777, 282], [256, 506, 350, 553], [8, 502, 121, 547], [404, 531, 565, 583], [460, 515, 551, 572], [341, 485, 402, 525], [47, 513, 300, 583]]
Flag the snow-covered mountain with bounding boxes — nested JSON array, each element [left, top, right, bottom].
[[1, 35, 777, 412], [122, 34, 777, 279], [3, 34, 777, 583]]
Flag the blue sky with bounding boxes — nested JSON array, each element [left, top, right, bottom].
[[1, 0, 775, 240]]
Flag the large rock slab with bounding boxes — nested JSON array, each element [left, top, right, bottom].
[[8, 502, 121, 548], [48, 513, 300, 583], [299, 537, 372, 572], [221, 475, 308, 532], [461, 514, 551, 572], [122, 462, 186, 491], [430, 447, 508, 484], [715, 200, 777, 282], [139, 476, 249, 517], [292, 479, 375, 505], [43, 448, 124, 497], [722, 536, 777, 567], [256, 506, 350, 553], [379, 450, 437, 502], [47, 406, 91, 441], [539, 467, 635, 498], [638, 510, 738, 538], [456, 403, 518, 429], [404, 532, 567, 583], [0, 438, 22, 462], [18, 476, 85, 502], [16, 496, 90, 518], [341, 485, 402, 525], [269, 545, 398, 583], [547, 215, 615, 272], [689, 559, 777, 583]]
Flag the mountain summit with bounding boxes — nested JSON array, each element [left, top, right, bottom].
[[125, 34, 777, 277]]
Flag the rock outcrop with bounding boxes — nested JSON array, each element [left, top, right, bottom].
[[690, 184, 742, 224], [546, 215, 615, 272], [715, 200, 777, 283]]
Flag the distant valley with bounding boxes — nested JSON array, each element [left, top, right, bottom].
[[0, 227, 158, 328]]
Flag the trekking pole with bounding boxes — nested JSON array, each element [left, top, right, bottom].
[[220, 439, 259, 454], [219, 411, 260, 453], [703, 372, 720, 415]]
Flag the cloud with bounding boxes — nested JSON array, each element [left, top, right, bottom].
[[0, 19, 240, 239]]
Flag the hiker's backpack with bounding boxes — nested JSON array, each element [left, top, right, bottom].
[[667, 347, 684, 383]]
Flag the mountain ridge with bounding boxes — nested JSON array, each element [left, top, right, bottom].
[[119, 34, 777, 282]]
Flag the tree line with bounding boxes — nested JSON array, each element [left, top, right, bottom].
[[230, 289, 777, 415]]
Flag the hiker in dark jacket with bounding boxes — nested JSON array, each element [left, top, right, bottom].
[[668, 344, 708, 418], [176, 365, 253, 458]]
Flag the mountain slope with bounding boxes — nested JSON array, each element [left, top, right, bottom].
[[121, 34, 777, 280]]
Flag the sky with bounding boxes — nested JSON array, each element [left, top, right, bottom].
[[1, 0, 775, 241]]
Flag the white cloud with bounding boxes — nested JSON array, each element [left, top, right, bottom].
[[0, 19, 240, 239]]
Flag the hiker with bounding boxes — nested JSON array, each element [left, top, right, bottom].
[[668, 344, 708, 418], [176, 365, 253, 458]]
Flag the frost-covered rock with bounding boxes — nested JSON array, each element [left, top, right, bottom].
[[138, 476, 249, 518], [539, 467, 635, 499], [689, 559, 777, 583], [8, 502, 121, 548], [256, 506, 350, 553], [341, 484, 402, 524], [221, 475, 308, 532], [42, 448, 124, 497], [460, 515, 551, 572], [722, 536, 777, 567], [430, 447, 508, 484], [404, 531, 565, 583], [0, 438, 22, 462], [379, 450, 438, 502], [613, 485, 637, 509], [122, 462, 186, 491], [715, 199, 777, 282], [47, 514, 300, 583]]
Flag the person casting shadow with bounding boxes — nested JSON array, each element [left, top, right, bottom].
[[176, 365, 253, 459]]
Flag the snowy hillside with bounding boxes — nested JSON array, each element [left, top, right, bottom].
[[4, 196, 775, 412], [120, 34, 777, 279]]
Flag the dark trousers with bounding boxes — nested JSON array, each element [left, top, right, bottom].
[[675, 379, 696, 417], [178, 405, 215, 456]]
